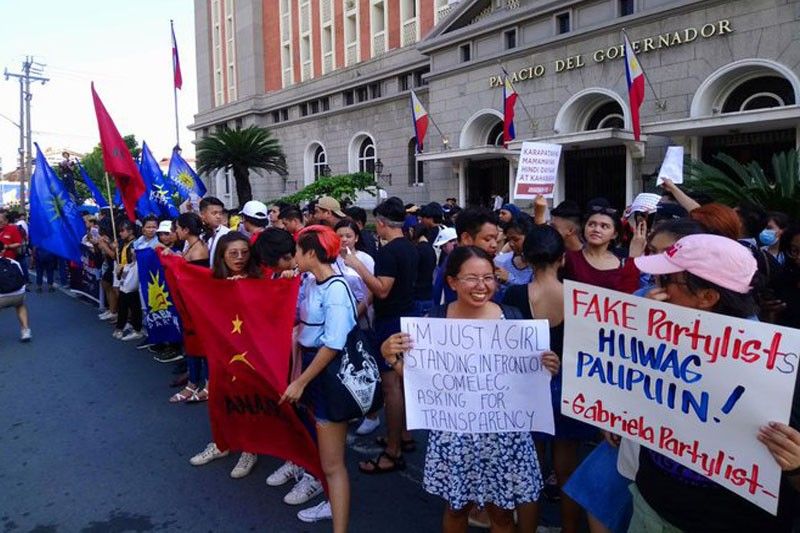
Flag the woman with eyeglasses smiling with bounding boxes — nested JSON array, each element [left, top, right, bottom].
[[380, 245, 560, 533], [563, 198, 640, 294], [188, 232, 263, 480]]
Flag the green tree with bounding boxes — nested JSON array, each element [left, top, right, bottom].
[[79, 134, 141, 204], [273, 172, 378, 206], [196, 126, 287, 205], [685, 149, 800, 218]]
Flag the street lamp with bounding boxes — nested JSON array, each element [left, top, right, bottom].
[[374, 158, 392, 185]]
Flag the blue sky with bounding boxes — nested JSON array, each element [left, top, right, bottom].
[[0, 0, 198, 173]]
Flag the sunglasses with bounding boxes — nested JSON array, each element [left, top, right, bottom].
[[589, 205, 618, 216]]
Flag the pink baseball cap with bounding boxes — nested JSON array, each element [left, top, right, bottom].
[[634, 234, 757, 294]]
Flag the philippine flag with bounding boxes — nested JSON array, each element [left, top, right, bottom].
[[172, 21, 183, 90], [410, 89, 429, 152], [623, 33, 645, 141], [503, 76, 517, 146]]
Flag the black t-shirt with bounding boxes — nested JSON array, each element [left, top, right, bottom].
[[358, 229, 379, 259], [413, 241, 436, 301], [373, 236, 418, 319]]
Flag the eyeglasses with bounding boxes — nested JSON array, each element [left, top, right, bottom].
[[225, 250, 250, 258], [457, 275, 496, 287]]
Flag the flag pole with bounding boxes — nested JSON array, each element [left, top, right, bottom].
[[103, 172, 120, 263], [498, 62, 537, 130], [621, 29, 666, 111], [171, 20, 181, 150]]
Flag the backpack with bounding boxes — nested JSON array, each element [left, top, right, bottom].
[[0, 258, 25, 294]]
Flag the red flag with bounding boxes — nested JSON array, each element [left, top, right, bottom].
[[90, 83, 146, 221], [159, 254, 325, 487], [171, 21, 183, 90]]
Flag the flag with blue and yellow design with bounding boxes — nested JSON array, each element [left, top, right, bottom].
[[167, 148, 206, 200], [28, 143, 86, 262]]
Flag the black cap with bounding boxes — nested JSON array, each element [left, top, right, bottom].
[[420, 202, 444, 219], [551, 200, 581, 219]]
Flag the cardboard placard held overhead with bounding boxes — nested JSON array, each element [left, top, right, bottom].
[[514, 142, 562, 199], [657, 146, 684, 185]]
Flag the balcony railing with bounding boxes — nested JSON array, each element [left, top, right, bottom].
[[402, 19, 417, 46], [372, 31, 386, 56], [346, 43, 358, 65]]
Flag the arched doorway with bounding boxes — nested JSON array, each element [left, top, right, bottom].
[[460, 110, 510, 208], [692, 61, 799, 177], [304, 141, 328, 185], [556, 89, 630, 210]]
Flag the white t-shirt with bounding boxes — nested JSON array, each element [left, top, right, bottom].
[[205, 225, 231, 267], [1, 259, 25, 296]]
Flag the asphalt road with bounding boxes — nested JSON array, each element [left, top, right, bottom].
[[0, 289, 561, 533]]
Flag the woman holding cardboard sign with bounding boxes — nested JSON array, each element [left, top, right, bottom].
[[628, 233, 800, 532], [381, 245, 560, 533]]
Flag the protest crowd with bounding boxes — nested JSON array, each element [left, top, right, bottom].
[[4, 153, 800, 533]]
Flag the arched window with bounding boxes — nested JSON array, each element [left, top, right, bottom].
[[487, 121, 504, 146], [722, 76, 795, 113], [407, 138, 424, 185], [586, 101, 625, 130], [358, 137, 376, 175], [313, 145, 327, 180]]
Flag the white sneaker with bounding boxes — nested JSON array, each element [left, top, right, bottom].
[[266, 461, 304, 487], [230, 452, 258, 479], [104, 313, 118, 322], [112, 329, 124, 340], [20, 328, 32, 342], [283, 474, 323, 505], [98, 310, 112, 320], [189, 442, 229, 466], [121, 330, 146, 341], [355, 416, 380, 435], [297, 500, 332, 523]]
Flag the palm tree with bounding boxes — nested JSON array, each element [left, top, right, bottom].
[[196, 126, 287, 205], [685, 149, 800, 218]]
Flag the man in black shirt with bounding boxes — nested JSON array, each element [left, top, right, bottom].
[[345, 197, 418, 474]]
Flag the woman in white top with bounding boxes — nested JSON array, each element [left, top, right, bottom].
[[333, 219, 374, 321]]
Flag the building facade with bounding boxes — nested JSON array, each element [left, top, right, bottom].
[[192, 0, 800, 210]]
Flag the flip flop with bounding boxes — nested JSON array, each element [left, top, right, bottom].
[[358, 451, 406, 475]]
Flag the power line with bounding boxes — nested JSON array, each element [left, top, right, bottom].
[[4, 56, 49, 214]]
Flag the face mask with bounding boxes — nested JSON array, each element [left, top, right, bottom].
[[759, 229, 778, 247]]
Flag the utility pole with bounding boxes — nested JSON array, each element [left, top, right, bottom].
[[4, 56, 49, 214]]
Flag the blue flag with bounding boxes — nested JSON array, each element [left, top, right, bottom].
[[138, 142, 180, 219], [136, 247, 183, 344], [113, 187, 122, 207], [28, 144, 87, 262], [167, 149, 206, 200], [77, 162, 109, 208]]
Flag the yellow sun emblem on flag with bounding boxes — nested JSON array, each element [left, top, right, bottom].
[[176, 171, 195, 191], [47, 192, 67, 222], [147, 271, 171, 312]]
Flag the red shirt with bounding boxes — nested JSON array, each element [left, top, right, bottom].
[[563, 249, 640, 294], [0, 224, 22, 259]]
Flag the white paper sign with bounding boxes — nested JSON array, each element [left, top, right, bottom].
[[657, 146, 684, 185], [562, 280, 800, 514], [400, 317, 554, 434], [514, 142, 562, 199]]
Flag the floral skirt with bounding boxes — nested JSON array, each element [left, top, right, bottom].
[[423, 431, 543, 510]]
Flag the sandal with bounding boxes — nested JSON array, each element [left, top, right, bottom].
[[188, 387, 209, 403], [375, 436, 417, 453], [358, 451, 406, 475], [170, 385, 198, 403]]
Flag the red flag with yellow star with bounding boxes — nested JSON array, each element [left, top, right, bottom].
[[159, 254, 324, 485]]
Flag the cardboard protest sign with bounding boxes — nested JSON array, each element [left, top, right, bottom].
[[400, 317, 554, 434], [514, 142, 562, 199], [562, 280, 800, 514], [657, 146, 684, 185]]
